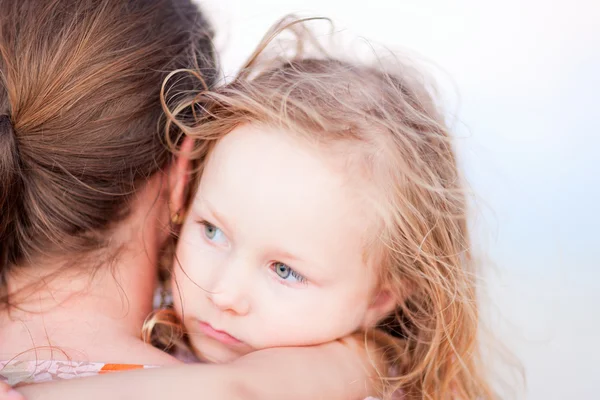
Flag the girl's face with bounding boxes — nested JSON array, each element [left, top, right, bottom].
[[171, 124, 394, 363]]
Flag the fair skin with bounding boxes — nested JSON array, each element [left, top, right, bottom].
[[0, 128, 381, 400], [171, 123, 396, 363], [0, 173, 177, 366], [1, 343, 373, 400]]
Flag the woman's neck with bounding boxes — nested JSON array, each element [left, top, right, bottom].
[[0, 175, 178, 365], [0, 247, 176, 365]]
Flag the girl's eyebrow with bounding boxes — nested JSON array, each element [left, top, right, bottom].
[[270, 247, 331, 283], [195, 196, 231, 233], [272, 249, 305, 264]]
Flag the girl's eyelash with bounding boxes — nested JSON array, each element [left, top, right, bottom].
[[272, 261, 308, 285], [196, 219, 225, 243], [196, 219, 213, 228], [290, 269, 307, 283]]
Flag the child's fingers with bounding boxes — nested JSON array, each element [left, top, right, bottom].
[[0, 383, 25, 400]]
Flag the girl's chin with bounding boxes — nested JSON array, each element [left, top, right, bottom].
[[190, 336, 249, 364]]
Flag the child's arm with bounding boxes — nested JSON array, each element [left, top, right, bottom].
[[2, 341, 374, 400]]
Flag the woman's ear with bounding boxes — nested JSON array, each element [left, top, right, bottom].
[[168, 136, 195, 216]]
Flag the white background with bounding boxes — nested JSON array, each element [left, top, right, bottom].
[[196, 0, 600, 398]]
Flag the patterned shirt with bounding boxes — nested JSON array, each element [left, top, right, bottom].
[[0, 359, 156, 386]]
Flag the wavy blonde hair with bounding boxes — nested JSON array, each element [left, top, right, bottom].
[[158, 17, 496, 400]]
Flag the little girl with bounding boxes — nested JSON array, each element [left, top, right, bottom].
[[151, 19, 495, 399], [2, 19, 495, 400]]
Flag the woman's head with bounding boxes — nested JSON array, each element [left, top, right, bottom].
[[166, 25, 490, 398], [0, 0, 217, 296]]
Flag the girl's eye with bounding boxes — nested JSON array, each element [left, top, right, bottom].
[[272, 262, 306, 284], [201, 222, 227, 244]]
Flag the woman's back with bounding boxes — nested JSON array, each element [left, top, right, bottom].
[[0, 0, 217, 368]]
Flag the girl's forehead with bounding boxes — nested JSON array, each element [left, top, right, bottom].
[[196, 124, 381, 282]]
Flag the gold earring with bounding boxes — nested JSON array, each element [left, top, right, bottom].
[[171, 211, 184, 225]]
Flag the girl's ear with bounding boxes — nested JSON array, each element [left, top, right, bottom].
[[169, 136, 195, 216], [362, 286, 398, 328]]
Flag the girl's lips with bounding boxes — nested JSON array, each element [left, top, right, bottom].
[[197, 321, 243, 346]]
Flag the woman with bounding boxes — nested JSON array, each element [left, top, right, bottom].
[[0, 0, 216, 367], [0, 1, 370, 398]]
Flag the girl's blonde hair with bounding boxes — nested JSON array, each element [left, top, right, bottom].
[[159, 17, 494, 399]]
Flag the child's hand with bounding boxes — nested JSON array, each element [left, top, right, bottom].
[[0, 382, 25, 400]]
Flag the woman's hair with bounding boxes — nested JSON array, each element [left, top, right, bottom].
[[0, 0, 217, 303], [159, 18, 495, 399]]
